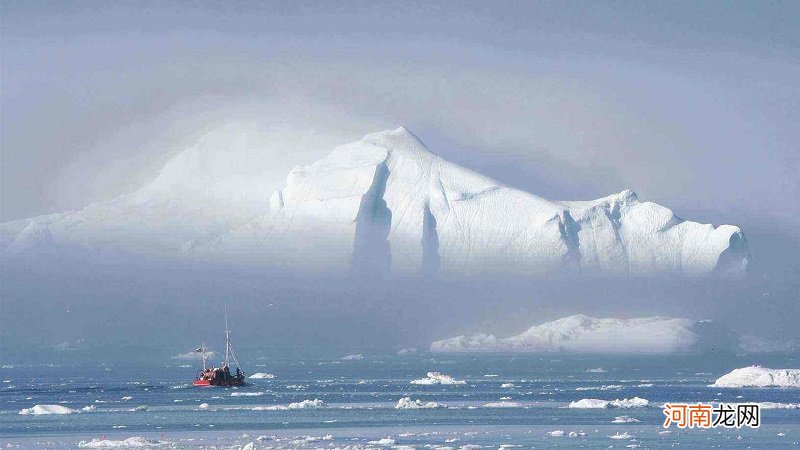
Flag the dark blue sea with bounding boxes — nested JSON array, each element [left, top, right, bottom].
[[2, 353, 799, 449]]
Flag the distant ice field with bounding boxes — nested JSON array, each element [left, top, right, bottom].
[[2, 353, 799, 448]]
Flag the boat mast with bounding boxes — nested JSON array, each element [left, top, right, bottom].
[[201, 343, 208, 370], [224, 305, 231, 368]]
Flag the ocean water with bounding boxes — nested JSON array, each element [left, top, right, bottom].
[[2, 353, 799, 449]]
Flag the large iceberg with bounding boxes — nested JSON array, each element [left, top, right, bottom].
[[712, 366, 800, 388], [430, 314, 742, 354], [1, 126, 748, 277]]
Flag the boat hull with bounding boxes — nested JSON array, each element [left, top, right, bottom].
[[193, 376, 245, 387]]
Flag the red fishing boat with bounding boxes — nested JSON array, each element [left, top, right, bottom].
[[193, 311, 245, 387]]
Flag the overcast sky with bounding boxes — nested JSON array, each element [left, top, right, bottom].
[[3, 1, 798, 226]]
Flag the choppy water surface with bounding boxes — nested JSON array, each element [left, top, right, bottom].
[[2, 353, 799, 448]]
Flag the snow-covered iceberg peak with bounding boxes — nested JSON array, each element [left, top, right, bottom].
[[430, 314, 742, 354], [1, 126, 749, 278]]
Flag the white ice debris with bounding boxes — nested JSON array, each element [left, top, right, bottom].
[[77, 437, 166, 448], [612, 415, 641, 423], [81, 405, 97, 412], [483, 401, 522, 408], [547, 430, 565, 437], [608, 432, 633, 439], [410, 372, 466, 385], [712, 366, 800, 388], [395, 397, 446, 409], [367, 437, 396, 445], [1, 126, 748, 278], [19, 404, 76, 415], [252, 399, 327, 410], [758, 402, 800, 409], [340, 354, 364, 361], [431, 314, 739, 354], [568, 397, 649, 408], [248, 372, 276, 379], [198, 403, 209, 410]]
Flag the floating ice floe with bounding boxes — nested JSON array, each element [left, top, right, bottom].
[[547, 430, 565, 437], [198, 403, 209, 410], [758, 402, 800, 409], [484, 401, 522, 408], [288, 435, 333, 445], [612, 415, 641, 423], [340, 354, 364, 361], [248, 372, 276, 379], [609, 432, 633, 439], [19, 404, 76, 415], [395, 397, 446, 409], [81, 405, 96, 412], [410, 372, 466, 385], [252, 399, 327, 410], [712, 366, 800, 388], [77, 437, 166, 448], [367, 437, 396, 445], [568, 397, 649, 408], [231, 391, 265, 397]]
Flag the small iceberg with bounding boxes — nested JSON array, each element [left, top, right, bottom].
[[609, 432, 633, 439], [712, 366, 800, 388], [19, 404, 76, 415], [410, 371, 466, 385], [248, 372, 276, 379], [484, 401, 522, 408], [77, 437, 166, 447], [395, 397, 446, 409]]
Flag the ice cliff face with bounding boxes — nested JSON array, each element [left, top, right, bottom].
[[0, 126, 749, 277]]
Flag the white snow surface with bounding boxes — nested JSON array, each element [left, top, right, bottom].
[[1, 126, 748, 278], [431, 314, 739, 354], [712, 366, 800, 388], [19, 404, 76, 415]]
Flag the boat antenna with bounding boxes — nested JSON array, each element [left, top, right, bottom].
[[224, 304, 231, 368]]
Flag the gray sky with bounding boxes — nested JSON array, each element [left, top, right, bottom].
[[1, 1, 799, 351], [3, 1, 798, 225]]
